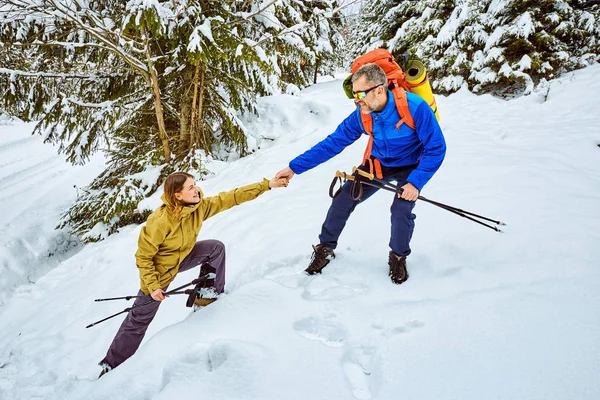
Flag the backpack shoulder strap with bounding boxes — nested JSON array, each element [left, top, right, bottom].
[[392, 84, 415, 130], [359, 113, 383, 179]]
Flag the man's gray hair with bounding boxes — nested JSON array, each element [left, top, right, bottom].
[[352, 63, 388, 90]]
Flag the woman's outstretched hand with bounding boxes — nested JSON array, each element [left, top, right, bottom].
[[269, 177, 289, 189]]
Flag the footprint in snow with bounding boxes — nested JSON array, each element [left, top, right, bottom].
[[159, 340, 270, 392], [341, 344, 382, 400], [261, 256, 308, 289], [293, 314, 348, 347], [372, 319, 426, 338], [302, 274, 368, 301]]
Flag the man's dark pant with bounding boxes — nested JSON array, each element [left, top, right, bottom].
[[99, 239, 226, 369], [319, 164, 417, 256]]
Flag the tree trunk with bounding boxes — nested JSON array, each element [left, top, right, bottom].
[[196, 63, 207, 152], [314, 58, 320, 85], [150, 66, 171, 163], [142, 24, 171, 163], [189, 60, 201, 151], [180, 97, 191, 158], [179, 65, 196, 158]]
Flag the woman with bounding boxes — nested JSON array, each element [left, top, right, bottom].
[[98, 172, 287, 376]]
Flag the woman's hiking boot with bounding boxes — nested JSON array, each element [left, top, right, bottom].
[[193, 297, 217, 309], [98, 362, 112, 378], [388, 251, 408, 284], [305, 244, 335, 275], [193, 287, 218, 311]]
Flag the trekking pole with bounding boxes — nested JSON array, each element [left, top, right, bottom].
[[94, 295, 147, 302], [93, 273, 215, 302], [359, 178, 504, 232], [86, 274, 211, 329], [334, 168, 507, 232], [353, 168, 506, 227]]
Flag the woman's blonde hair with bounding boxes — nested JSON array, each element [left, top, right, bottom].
[[163, 172, 194, 218]]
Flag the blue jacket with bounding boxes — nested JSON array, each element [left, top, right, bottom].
[[289, 91, 446, 190]]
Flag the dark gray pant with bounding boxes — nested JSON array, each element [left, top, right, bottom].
[[99, 239, 226, 369]]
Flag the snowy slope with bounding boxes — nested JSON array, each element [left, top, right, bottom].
[[0, 65, 599, 400], [0, 122, 105, 307]]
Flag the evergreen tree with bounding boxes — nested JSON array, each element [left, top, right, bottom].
[[252, 0, 345, 88], [353, 0, 599, 97], [0, 0, 345, 241]]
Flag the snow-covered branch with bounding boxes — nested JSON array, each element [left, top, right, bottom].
[[0, 68, 109, 80]]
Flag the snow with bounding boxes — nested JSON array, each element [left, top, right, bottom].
[[1, 64, 600, 399], [436, 3, 471, 46], [488, 0, 510, 16], [517, 54, 532, 71], [509, 12, 536, 39], [485, 25, 506, 51], [187, 19, 215, 53], [0, 123, 105, 307]]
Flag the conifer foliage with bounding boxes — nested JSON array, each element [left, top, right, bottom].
[[0, 0, 344, 240], [354, 0, 600, 97]]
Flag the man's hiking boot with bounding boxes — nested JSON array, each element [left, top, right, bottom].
[[98, 363, 112, 378], [305, 244, 335, 275], [388, 251, 408, 284]]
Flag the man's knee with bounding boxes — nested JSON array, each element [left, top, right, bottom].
[[391, 198, 416, 218]]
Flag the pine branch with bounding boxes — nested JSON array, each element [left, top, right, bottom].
[[17, 0, 151, 77], [233, 0, 279, 24], [0, 68, 110, 79], [572, 0, 600, 8], [8, 38, 146, 55], [250, 0, 355, 48]]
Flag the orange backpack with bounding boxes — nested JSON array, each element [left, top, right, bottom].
[[351, 48, 416, 179]]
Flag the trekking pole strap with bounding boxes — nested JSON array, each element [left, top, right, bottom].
[[330, 171, 358, 199], [329, 176, 342, 198]]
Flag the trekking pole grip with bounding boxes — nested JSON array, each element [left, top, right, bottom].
[[335, 170, 355, 181], [352, 167, 375, 181]]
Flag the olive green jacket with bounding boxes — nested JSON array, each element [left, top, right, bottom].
[[135, 179, 271, 294]]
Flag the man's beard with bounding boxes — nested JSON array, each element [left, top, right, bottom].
[[359, 99, 380, 114]]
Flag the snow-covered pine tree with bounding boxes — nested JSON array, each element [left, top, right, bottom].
[[0, 0, 344, 241], [251, 0, 345, 89], [352, 0, 599, 97]]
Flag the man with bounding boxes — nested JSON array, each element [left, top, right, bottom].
[[275, 63, 446, 284]]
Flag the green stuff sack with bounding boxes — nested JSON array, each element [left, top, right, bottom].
[[343, 74, 354, 99]]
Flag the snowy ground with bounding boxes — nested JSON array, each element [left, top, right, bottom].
[[0, 122, 105, 308], [1, 65, 599, 400]]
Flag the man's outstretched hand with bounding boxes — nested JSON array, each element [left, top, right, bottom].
[[275, 167, 295, 181]]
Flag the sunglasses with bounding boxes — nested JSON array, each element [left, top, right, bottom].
[[352, 84, 383, 100]]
